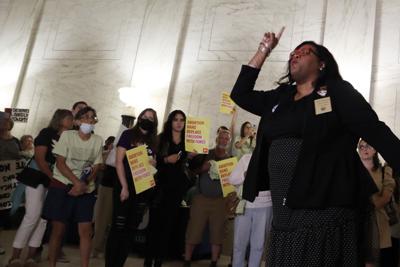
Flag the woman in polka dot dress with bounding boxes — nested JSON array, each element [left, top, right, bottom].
[[230, 28, 400, 266]]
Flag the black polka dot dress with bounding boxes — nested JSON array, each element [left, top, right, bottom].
[[267, 138, 358, 267], [262, 95, 359, 266]]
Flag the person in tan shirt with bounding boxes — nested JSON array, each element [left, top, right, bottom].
[[358, 139, 397, 267]]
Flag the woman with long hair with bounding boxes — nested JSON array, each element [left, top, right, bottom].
[[144, 110, 189, 267], [233, 121, 256, 160], [358, 139, 397, 267], [105, 108, 158, 267], [231, 28, 400, 265], [7, 109, 73, 267]]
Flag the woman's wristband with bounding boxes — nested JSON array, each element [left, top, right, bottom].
[[248, 42, 271, 69], [258, 42, 272, 54]]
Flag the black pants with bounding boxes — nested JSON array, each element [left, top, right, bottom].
[[379, 238, 399, 267], [393, 237, 400, 266], [144, 191, 182, 265], [105, 180, 141, 267]]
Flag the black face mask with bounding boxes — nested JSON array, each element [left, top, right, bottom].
[[138, 118, 154, 132]]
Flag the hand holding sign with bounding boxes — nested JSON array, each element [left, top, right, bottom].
[[0, 160, 25, 210], [220, 92, 236, 114], [165, 153, 181, 164], [185, 117, 210, 154], [126, 145, 156, 194], [216, 157, 238, 197]]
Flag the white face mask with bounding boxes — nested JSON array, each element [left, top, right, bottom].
[[80, 123, 95, 134]]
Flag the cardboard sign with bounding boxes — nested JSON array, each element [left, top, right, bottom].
[[220, 92, 235, 114], [216, 157, 237, 197], [185, 117, 210, 154], [5, 108, 30, 123], [0, 160, 25, 210], [126, 145, 156, 194]]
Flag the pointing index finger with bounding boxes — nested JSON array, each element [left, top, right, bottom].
[[276, 26, 285, 40]]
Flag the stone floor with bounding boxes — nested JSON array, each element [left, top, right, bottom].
[[0, 230, 232, 267]]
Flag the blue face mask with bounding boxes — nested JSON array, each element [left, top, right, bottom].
[[80, 123, 95, 134]]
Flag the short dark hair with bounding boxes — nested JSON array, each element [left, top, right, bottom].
[[74, 106, 97, 121], [72, 101, 88, 110], [105, 136, 115, 144], [0, 117, 13, 133], [104, 136, 115, 149]]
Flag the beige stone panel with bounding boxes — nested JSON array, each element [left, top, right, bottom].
[[324, 0, 377, 101], [169, 0, 326, 141]]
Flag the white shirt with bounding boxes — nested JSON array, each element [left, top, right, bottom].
[[229, 153, 272, 208], [105, 124, 127, 167]]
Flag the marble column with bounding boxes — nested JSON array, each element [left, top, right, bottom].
[[0, 0, 44, 110], [128, 0, 190, 124], [323, 0, 377, 101]]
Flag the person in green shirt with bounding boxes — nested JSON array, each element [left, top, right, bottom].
[[233, 121, 256, 160], [42, 106, 103, 267]]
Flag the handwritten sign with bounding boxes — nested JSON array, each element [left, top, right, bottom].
[[126, 145, 155, 194], [0, 160, 25, 210], [216, 157, 237, 197], [185, 117, 210, 154], [220, 92, 235, 114], [5, 108, 30, 123]]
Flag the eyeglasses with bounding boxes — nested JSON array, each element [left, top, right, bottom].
[[289, 48, 318, 60], [358, 144, 371, 150]]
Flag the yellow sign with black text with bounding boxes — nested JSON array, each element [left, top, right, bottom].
[[126, 145, 155, 194]]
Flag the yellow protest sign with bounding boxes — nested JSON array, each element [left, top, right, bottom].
[[216, 157, 238, 197], [220, 92, 235, 114], [185, 117, 210, 154], [126, 145, 155, 194]]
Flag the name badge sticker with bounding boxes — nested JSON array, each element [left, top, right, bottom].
[[314, 97, 332, 115]]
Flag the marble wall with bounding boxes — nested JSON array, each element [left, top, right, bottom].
[[169, 0, 326, 135], [324, 0, 376, 100], [0, 0, 399, 141], [371, 0, 400, 137]]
